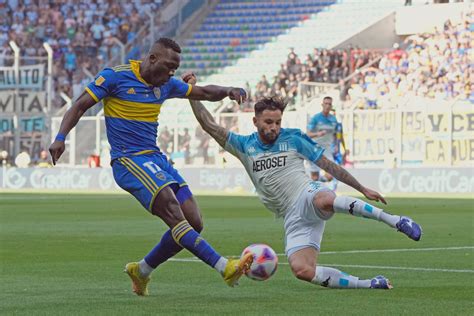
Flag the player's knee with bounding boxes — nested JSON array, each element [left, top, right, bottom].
[[190, 216, 203, 233], [153, 195, 184, 226], [291, 264, 315, 282], [314, 191, 336, 213]]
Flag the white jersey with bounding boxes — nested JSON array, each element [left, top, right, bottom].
[[225, 128, 324, 217]]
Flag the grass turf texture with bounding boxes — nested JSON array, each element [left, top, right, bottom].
[[1, 193, 473, 315]]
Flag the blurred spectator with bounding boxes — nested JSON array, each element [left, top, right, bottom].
[[179, 128, 191, 164], [2, 0, 170, 111], [195, 126, 211, 164], [248, 47, 382, 108], [158, 126, 172, 156], [35, 150, 52, 168], [348, 14, 472, 108]]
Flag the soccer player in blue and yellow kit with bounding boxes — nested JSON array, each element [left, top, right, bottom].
[[49, 38, 253, 296]]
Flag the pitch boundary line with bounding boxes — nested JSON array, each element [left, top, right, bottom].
[[276, 246, 474, 256], [168, 246, 474, 274]]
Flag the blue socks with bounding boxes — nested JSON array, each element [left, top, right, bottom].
[[171, 220, 222, 268], [144, 230, 182, 268], [141, 219, 222, 277]]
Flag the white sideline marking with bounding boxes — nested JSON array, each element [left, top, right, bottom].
[[168, 246, 474, 274], [168, 258, 474, 274], [277, 246, 474, 256]]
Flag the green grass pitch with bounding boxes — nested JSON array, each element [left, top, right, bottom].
[[1, 193, 473, 315]]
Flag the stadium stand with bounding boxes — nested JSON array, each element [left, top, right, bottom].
[[249, 47, 384, 107], [193, 0, 403, 89], [1, 0, 169, 109], [177, 0, 337, 78], [346, 13, 473, 109]]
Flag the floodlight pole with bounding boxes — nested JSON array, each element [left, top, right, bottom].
[[145, 11, 155, 43], [111, 38, 125, 64], [9, 41, 20, 159], [60, 92, 75, 166], [43, 42, 53, 114]]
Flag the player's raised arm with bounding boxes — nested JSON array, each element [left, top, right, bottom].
[[182, 73, 229, 147], [182, 71, 246, 104], [48, 91, 97, 165], [315, 156, 387, 204]]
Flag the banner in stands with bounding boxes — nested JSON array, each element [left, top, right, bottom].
[[0, 91, 46, 113], [0, 65, 44, 89], [1, 166, 473, 194], [338, 106, 474, 166]]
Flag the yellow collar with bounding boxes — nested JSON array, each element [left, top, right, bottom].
[[130, 60, 153, 86]]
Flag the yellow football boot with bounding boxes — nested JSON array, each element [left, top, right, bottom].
[[124, 262, 150, 296], [222, 253, 253, 287]]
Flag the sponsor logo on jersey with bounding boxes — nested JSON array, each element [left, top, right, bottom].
[[95, 76, 105, 86], [252, 155, 287, 172], [279, 142, 288, 151], [153, 87, 161, 99], [155, 172, 166, 180]]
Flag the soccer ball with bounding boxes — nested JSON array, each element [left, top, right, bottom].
[[241, 243, 278, 281]]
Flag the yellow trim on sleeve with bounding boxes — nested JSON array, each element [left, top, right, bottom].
[[85, 87, 99, 103], [185, 84, 192, 97]]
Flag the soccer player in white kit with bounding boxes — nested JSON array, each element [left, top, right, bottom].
[[184, 74, 422, 289]]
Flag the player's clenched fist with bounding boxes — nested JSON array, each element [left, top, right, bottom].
[[49, 141, 65, 165], [181, 71, 196, 85], [227, 87, 247, 104]]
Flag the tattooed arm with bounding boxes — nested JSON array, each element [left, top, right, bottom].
[[182, 73, 229, 147], [188, 99, 229, 148], [316, 156, 387, 204]]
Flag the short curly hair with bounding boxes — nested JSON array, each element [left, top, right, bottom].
[[254, 96, 287, 115], [155, 37, 181, 53]]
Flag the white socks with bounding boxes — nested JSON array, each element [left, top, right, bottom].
[[333, 196, 399, 228], [312, 266, 371, 289], [214, 257, 228, 274], [138, 259, 155, 278]]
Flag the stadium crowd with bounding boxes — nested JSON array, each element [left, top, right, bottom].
[[0, 0, 167, 108], [347, 15, 472, 108], [246, 47, 381, 109]]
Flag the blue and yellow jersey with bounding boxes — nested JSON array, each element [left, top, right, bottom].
[[85, 60, 192, 160]]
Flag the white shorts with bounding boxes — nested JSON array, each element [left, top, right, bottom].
[[284, 182, 333, 257], [308, 149, 334, 173]]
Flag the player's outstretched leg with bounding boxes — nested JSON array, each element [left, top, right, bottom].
[[312, 266, 392, 289], [154, 187, 253, 287], [331, 195, 422, 241], [135, 194, 203, 280], [288, 247, 392, 290]]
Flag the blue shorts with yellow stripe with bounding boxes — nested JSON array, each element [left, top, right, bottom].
[[112, 152, 193, 212]]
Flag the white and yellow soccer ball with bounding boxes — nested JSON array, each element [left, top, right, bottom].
[[241, 243, 278, 281]]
